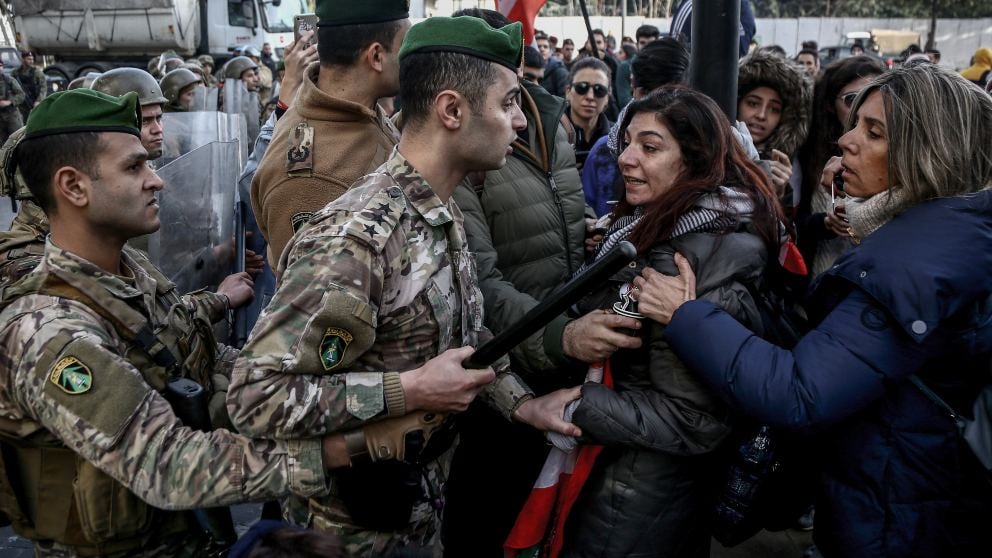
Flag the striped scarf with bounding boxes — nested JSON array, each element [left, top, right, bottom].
[[586, 186, 755, 269]]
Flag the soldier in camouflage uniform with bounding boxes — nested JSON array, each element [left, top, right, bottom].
[[0, 89, 340, 557], [0, 60, 25, 145], [13, 51, 46, 122], [229, 16, 582, 557]]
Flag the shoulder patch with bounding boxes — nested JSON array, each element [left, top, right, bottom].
[[307, 182, 406, 253], [291, 211, 315, 233], [49, 356, 92, 394], [287, 122, 314, 175], [320, 327, 353, 370]]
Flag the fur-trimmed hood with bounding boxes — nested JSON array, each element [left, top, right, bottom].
[[737, 50, 813, 158]]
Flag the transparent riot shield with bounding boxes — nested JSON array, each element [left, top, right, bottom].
[[158, 111, 249, 167], [187, 85, 210, 112], [144, 140, 240, 297], [223, 78, 260, 145]]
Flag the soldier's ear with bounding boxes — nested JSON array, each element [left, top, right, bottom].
[[366, 42, 387, 74], [434, 90, 463, 131], [52, 166, 91, 209]]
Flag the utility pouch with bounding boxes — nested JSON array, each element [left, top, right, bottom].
[[336, 461, 424, 532]]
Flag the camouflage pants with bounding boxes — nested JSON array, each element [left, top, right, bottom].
[[295, 450, 453, 558]]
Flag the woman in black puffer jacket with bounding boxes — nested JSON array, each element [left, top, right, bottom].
[[560, 86, 786, 558]]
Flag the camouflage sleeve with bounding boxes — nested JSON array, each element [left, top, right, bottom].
[[474, 328, 534, 422], [5, 75, 24, 106], [182, 288, 228, 324], [9, 302, 327, 510], [34, 69, 47, 102], [228, 227, 404, 439]]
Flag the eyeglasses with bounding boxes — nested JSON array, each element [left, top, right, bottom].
[[571, 82, 609, 98], [839, 91, 859, 108]]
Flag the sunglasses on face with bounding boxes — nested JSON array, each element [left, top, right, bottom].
[[572, 82, 609, 98], [840, 91, 858, 108]]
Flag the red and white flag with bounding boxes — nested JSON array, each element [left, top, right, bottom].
[[496, 0, 548, 45], [504, 361, 613, 558]]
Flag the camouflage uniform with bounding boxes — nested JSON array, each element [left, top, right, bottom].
[[0, 74, 24, 145], [230, 149, 534, 555], [0, 240, 327, 556], [13, 64, 46, 121]]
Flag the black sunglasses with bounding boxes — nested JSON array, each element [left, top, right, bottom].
[[840, 91, 858, 108], [572, 81, 609, 98]]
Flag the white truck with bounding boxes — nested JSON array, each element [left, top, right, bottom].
[[9, 0, 305, 83]]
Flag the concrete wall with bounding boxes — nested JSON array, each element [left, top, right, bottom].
[[530, 16, 992, 70]]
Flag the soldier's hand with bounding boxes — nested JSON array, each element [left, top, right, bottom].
[[401, 346, 495, 413], [217, 272, 255, 309], [245, 248, 265, 276], [562, 310, 642, 363], [513, 387, 583, 437]]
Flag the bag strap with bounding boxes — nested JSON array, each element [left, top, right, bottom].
[[908, 374, 966, 429]]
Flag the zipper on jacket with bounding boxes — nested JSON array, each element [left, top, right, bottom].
[[547, 171, 574, 274]]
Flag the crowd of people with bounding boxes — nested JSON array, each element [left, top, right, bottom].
[[0, 1, 990, 558]]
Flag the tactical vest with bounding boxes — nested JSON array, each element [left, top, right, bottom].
[[0, 248, 220, 554]]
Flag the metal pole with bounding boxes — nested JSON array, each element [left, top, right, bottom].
[[578, 0, 599, 59], [622, 0, 627, 41], [688, 0, 740, 121]]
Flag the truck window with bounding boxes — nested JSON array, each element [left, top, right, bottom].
[[228, 0, 256, 29], [261, 0, 306, 33]]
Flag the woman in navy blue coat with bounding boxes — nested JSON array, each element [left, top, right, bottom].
[[632, 65, 992, 557]]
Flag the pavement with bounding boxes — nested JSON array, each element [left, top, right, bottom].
[[1, 509, 814, 557]]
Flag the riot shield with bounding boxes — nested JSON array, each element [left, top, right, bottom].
[[158, 111, 249, 168], [187, 85, 210, 112], [223, 78, 260, 145], [0, 198, 15, 231], [144, 140, 240, 298]]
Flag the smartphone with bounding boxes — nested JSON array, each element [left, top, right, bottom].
[[831, 171, 844, 209], [294, 14, 318, 50]]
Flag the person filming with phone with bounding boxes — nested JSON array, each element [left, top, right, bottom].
[[632, 64, 992, 558]]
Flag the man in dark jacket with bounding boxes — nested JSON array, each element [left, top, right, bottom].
[[13, 51, 46, 122], [442, 9, 643, 557]]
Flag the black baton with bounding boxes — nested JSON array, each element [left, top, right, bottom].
[[463, 241, 637, 369]]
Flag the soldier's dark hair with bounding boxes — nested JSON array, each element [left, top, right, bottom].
[[16, 133, 103, 214], [523, 46, 544, 70], [317, 19, 405, 67], [452, 8, 511, 28], [399, 52, 498, 130]]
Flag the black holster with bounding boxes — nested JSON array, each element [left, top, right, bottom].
[[336, 461, 424, 531]]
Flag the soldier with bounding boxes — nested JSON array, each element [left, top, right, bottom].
[[198, 54, 219, 88], [0, 59, 25, 145], [223, 55, 261, 93], [91, 68, 167, 160], [0, 88, 343, 557], [160, 67, 204, 112], [13, 51, 46, 122], [228, 16, 580, 556], [237, 46, 274, 105], [251, 0, 407, 265]]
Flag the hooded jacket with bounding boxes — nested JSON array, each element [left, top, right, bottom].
[[961, 47, 992, 85], [737, 50, 813, 159]]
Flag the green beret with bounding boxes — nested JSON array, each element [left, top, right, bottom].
[[399, 17, 523, 72], [24, 89, 141, 141], [316, 0, 409, 27]]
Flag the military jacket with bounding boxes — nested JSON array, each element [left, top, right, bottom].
[[251, 63, 400, 265], [0, 241, 327, 526], [13, 65, 46, 106], [0, 72, 25, 108]]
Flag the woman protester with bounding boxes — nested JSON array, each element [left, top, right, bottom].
[[565, 57, 613, 171], [559, 86, 786, 558], [797, 55, 886, 276], [634, 64, 992, 557]]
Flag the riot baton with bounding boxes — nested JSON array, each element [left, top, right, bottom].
[[232, 192, 249, 348], [463, 241, 637, 369], [577, 0, 600, 60]]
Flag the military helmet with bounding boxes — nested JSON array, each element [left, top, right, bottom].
[[223, 56, 259, 80], [0, 127, 31, 201], [90, 67, 168, 106], [160, 68, 203, 103], [237, 46, 261, 59], [197, 54, 215, 68], [67, 72, 102, 90]]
